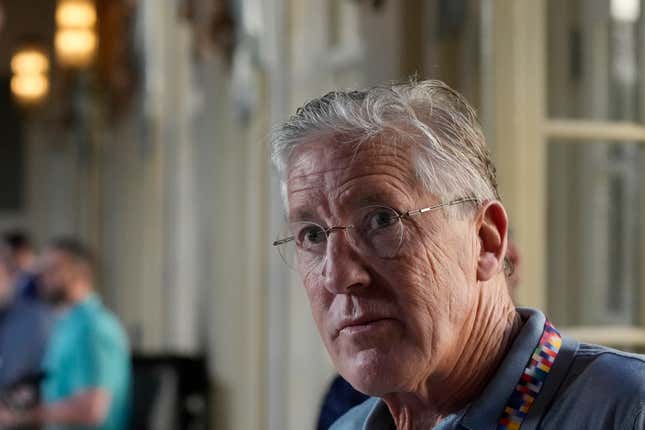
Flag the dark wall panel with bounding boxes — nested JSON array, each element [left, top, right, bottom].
[[0, 76, 24, 211]]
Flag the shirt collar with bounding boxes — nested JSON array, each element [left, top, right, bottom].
[[460, 308, 579, 430], [364, 398, 395, 430], [61, 292, 101, 318], [459, 307, 547, 430], [76, 292, 101, 310]]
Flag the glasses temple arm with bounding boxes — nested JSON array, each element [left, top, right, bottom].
[[273, 236, 295, 247], [405, 197, 480, 218]]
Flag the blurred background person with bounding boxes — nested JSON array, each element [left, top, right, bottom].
[[0, 249, 51, 418], [0, 238, 131, 430], [317, 375, 368, 430], [2, 230, 40, 300], [506, 235, 522, 298]]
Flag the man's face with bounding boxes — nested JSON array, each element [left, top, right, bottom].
[[285, 138, 481, 395], [14, 247, 35, 272], [40, 249, 74, 305]]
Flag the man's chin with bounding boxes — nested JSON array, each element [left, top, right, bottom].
[[338, 348, 403, 396]]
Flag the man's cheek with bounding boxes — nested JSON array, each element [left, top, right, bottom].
[[306, 289, 331, 339], [391, 263, 442, 339], [395, 260, 436, 305]]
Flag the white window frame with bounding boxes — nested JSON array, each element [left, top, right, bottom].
[[491, 0, 645, 347]]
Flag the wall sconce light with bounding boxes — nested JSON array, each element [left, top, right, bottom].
[[611, 0, 641, 22], [55, 0, 98, 68], [10, 48, 50, 104]]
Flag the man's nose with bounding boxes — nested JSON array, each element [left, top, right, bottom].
[[320, 229, 371, 294]]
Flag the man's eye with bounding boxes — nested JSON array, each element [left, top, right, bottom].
[[297, 225, 326, 246], [367, 210, 398, 231]]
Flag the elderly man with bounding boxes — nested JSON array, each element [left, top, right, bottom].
[[271, 80, 645, 429]]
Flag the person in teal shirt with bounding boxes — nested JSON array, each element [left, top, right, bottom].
[[0, 238, 131, 429]]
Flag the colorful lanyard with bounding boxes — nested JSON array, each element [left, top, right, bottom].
[[497, 320, 562, 430]]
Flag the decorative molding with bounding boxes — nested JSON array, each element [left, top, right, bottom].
[[178, 0, 235, 63], [96, 0, 140, 118], [561, 326, 645, 347], [544, 119, 645, 142]]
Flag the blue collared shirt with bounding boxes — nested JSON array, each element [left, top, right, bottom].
[[331, 308, 645, 430], [0, 296, 52, 388]]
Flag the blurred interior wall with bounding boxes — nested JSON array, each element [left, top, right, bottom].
[[0, 0, 492, 429]]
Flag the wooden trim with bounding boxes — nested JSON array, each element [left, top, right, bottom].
[[545, 119, 645, 142], [492, 0, 547, 309], [560, 326, 645, 347]]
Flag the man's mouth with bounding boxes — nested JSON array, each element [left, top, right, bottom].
[[336, 316, 396, 337]]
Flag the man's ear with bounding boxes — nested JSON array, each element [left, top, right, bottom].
[[476, 201, 509, 282]]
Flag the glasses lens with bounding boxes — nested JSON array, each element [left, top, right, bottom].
[[275, 221, 327, 271], [353, 206, 403, 258], [274, 207, 404, 270]]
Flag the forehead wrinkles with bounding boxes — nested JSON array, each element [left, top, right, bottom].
[[333, 157, 417, 203], [287, 140, 419, 198]]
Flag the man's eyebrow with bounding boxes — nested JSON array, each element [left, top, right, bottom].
[[288, 192, 401, 221], [288, 207, 317, 222], [353, 192, 396, 207]]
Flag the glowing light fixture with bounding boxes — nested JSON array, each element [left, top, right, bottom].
[[55, 0, 98, 68], [611, 0, 641, 22], [11, 75, 49, 102], [11, 50, 50, 75], [56, 0, 97, 28], [10, 49, 50, 104], [55, 28, 97, 67]]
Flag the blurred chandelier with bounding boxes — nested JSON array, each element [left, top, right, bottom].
[[55, 0, 98, 68], [10, 48, 50, 104]]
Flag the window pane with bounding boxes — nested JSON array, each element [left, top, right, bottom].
[[547, 0, 644, 121], [547, 140, 641, 326]]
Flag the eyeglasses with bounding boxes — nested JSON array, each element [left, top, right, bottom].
[[273, 197, 479, 271]]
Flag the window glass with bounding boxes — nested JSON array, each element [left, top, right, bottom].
[[547, 0, 644, 121], [547, 140, 642, 326]]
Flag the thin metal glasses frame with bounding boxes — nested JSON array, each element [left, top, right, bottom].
[[272, 197, 480, 247]]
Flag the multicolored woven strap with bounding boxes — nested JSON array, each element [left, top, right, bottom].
[[497, 320, 562, 430]]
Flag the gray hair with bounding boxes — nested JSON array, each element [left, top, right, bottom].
[[271, 79, 499, 209]]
